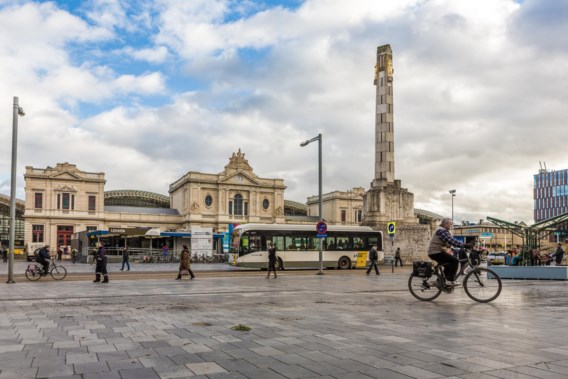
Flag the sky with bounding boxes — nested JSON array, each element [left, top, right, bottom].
[[0, 0, 566, 224]]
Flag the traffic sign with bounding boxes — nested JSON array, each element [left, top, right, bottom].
[[387, 222, 396, 235], [316, 221, 328, 234]]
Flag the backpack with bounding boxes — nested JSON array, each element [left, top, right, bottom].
[[369, 248, 378, 261]]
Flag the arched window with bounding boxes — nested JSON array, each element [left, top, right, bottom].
[[234, 194, 243, 215], [229, 194, 248, 216]]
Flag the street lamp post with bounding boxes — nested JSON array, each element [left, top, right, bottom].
[[7, 97, 25, 284], [449, 189, 456, 223], [300, 133, 323, 275]]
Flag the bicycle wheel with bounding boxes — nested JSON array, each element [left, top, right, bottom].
[[25, 265, 42, 281], [408, 274, 442, 301], [50, 265, 67, 280], [463, 267, 502, 303]]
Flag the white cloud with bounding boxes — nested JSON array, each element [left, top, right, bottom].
[[121, 46, 169, 63]]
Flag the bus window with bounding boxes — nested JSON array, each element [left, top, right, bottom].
[[239, 235, 249, 256], [286, 236, 298, 250], [306, 237, 317, 250], [326, 237, 336, 250], [368, 236, 379, 249], [336, 237, 351, 250], [353, 237, 364, 250], [248, 235, 264, 253], [272, 236, 285, 252]]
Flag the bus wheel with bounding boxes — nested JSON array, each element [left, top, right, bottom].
[[338, 257, 351, 269], [276, 258, 284, 270]]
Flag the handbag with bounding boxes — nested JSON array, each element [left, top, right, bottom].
[[180, 269, 189, 275]]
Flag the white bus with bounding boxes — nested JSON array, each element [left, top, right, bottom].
[[231, 223, 383, 270]]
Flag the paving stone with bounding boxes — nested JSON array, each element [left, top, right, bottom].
[[65, 352, 99, 365], [36, 363, 75, 378], [0, 367, 38, 379], [118, 367, 160, 379], [73, 361, 112, 374], [152, 364, 195, 378], [186, 362, 227, 375]]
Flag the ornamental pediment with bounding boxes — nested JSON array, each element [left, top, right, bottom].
[[49, 171, 83, 180], [219, 172, 260, 186]]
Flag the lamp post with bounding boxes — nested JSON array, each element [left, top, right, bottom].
[[449, 189, 456, 223], [300, 133, 323, 275], [7, 97, 25, 284]]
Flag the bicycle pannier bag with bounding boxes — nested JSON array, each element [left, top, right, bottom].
[[412, 261, 433, 277]]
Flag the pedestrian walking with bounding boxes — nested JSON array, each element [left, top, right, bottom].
[[366, 245, 380, 275], [553, 244, 565, 266], [71, 249, 77, 264], [93, 242, 109, 283], [120, 247, 131, 271], [176, 245, 195, 280], [395, 247, 403, 267], [266, 242, 278, 279], [57, 247, 63, 261], [1, 246, 7, 263]]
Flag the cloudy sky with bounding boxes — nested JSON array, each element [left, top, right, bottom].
[[0, 0, 566, 224]]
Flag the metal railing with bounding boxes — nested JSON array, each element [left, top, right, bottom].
[[79, 247, 228, 264]]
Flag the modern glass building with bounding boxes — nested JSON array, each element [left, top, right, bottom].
[[534, 168, 568, 222], [0, 193, 25, 249]]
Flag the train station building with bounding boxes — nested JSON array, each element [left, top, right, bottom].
[[22, 151, 313, 253]]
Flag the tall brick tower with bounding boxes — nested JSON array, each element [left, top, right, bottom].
[[363, 45, 417, 225]]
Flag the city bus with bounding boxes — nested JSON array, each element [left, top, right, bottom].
[[231, 223, 383, 270]]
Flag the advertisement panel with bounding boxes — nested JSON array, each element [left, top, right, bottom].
[[191, 227, 213, 257]]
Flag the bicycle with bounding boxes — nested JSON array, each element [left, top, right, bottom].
[[408, 248, 502, 303], [25, 259, 67, 281]]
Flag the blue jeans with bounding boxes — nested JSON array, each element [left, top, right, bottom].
[[121, 259, 130, 270]]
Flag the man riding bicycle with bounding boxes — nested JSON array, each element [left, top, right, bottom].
[[428, 218, 473, 284], [36, 245, 51, 275]]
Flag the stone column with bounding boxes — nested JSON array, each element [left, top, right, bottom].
[[373, 44, 395, 188]]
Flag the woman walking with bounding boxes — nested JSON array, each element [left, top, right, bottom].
[[176, 245, 195, 280]]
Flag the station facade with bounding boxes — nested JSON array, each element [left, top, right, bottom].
[[23, 151, 297, 253]]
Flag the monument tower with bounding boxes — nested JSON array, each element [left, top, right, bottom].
[[363, 45, 417, 225]]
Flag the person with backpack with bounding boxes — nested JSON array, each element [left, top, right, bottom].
[[37, 245, 51, 275], [366, 245, 380, 275]]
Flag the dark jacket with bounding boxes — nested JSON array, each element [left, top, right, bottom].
[[268, 246, 277, 262], [369, 247, 378, 261], [96, 246, 107, 265], [38, 247, 50, 260]]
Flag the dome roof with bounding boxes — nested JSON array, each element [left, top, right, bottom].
[[104, 190, 170, 208], [284, 200, 307, 216]]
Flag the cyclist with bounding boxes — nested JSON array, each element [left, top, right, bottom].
[[36, 245, 51, 275], [428, 218, 472, 284]]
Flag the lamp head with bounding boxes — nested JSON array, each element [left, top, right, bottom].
[[17, 107, 25, 116], [449, 189, 456, 196], [300, 140, 309, 147]]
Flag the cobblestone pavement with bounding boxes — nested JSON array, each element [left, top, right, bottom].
[[1, 267, 568, 379]]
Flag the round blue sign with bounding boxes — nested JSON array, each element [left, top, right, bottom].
[[316, 221, 328, 234]]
